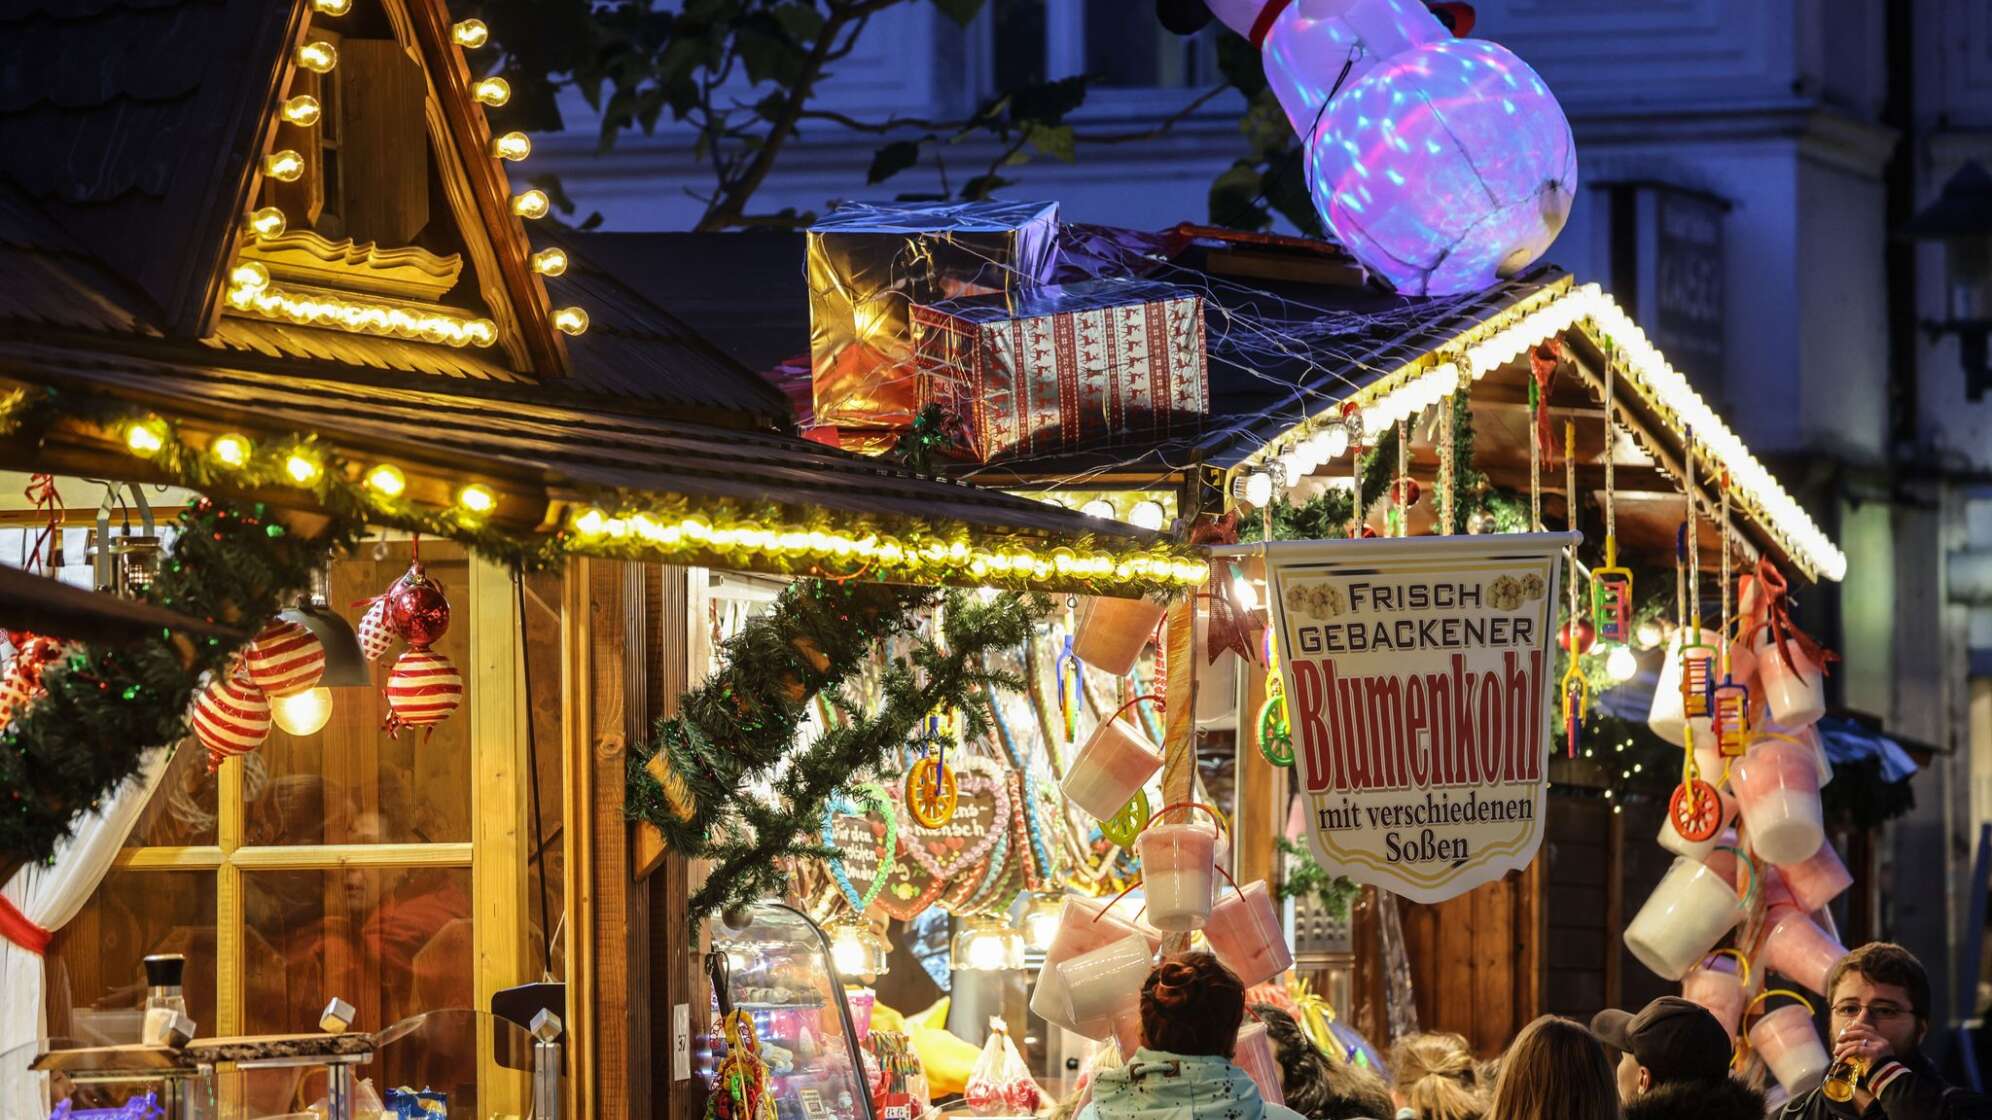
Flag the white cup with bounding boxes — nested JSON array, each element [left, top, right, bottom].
[[1624, 856, 1747, 981], [1749, 1003, 1829, 1094], [1061, 720, 1163, 822], [1057, 933, 1154, 1041], [1135, 823, 1218, 932], [1731, 739, 1824, 866]]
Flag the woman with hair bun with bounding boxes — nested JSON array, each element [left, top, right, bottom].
[[1078, 953, 1310, 1120], [1390, 1032, 1487, 1120]]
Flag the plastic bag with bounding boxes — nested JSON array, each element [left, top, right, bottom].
[[963, 1017, 1042, 1116]]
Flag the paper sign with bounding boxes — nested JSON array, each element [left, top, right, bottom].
[[1264, 533, 1576, 904]]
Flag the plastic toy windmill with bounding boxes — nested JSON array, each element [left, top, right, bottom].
[[1668, 428, 1723, 843], [1258, 629, 1294, 767], [1709, 475, 1753, 757], [1559, 420, 1589, 758], [1590, 348, 1635, 642], [904, 711, 960, 828]]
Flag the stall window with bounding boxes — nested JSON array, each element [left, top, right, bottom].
[[44, 541, 564, 1107]]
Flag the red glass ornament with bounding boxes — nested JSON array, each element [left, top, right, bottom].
[[1558, 618, 1597, 655], [385, 561, 451, 649], [1391, 477, 1422, 507]]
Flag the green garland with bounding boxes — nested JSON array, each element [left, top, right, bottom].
[[1275, 837, 1359, 923], [0, 497, 360, 866], [626, 580, 1049, 924]]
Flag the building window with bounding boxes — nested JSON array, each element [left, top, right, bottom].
[[989, 0, 1218, 96], [44, 541, 562, 1114]]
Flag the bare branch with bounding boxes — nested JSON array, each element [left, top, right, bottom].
[[796, 108, 963, 134], [1072, 84, 1229, 143]]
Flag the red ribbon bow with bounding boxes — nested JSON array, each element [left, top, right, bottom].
[[1190, 512, 1262, 666], [1738, 558, 1837, 678], [1530, 340, 1561, 471]]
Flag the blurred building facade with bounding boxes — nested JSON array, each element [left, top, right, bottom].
[[537, 0, 1992, 1032]]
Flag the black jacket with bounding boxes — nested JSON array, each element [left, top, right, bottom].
[[1778, 1052, 1992, 1120], [1626, 1076, 1766, 1120]]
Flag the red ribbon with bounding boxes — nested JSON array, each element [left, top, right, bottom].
[[0, 892, 50, 955], [1738, 558, 1837, 678], [1190, 512, 1261, 666], [1530, 340, 1561, 470], [1249, 0, 1295, 48], [23, 473, 61, 575]]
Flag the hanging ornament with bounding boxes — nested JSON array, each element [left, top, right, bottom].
[[1558, 619, 1598, 656], [1098, 790, 1151, 850], [1710, 476, 1753, 758], [384, 646, 463, 735], [905, 716, 960, 828], [0, 633, 63, 732], [385, 559, 451, 648], [1591, 346, 1635, 642], [1055, 634, 1083, 744], [356, 598, 397, 661], [244, 619, 326, 697], [191, 673, 272, 771], [1667, 427, 1721, 843], [1258, 632, 1294, 767], [1559, 420, 1588, 760]]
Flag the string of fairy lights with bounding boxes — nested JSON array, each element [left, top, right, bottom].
[[233, 1, 587, 349]]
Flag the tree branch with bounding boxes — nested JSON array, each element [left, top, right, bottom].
[[797, 108, 963, 134], [1072, 84, 1229, 143]]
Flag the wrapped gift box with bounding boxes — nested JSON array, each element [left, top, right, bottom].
[[912, 278, 1208, 462], [807, 200, 1059, 431]]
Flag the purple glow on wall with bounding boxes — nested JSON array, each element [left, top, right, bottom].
[[1306, 37, 1578, 296]]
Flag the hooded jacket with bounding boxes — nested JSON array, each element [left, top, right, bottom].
[[1777, 1050, 1992, 1120], [1078, 1049, 1320, 1120], [1625, 1076, 1765, 1120]]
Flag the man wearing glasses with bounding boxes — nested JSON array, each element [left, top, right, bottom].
[[1781, 942, 1992, 1119]]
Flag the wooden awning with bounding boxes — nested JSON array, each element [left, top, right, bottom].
[[0, 342, 1204, 595]]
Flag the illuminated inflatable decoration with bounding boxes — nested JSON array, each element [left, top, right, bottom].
[[1202, 0, 1578, 295]]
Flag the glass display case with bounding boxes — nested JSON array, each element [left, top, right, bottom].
[[706, 902, 876, 1120]]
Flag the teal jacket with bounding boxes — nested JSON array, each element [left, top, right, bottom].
[[1077, 1049, 1314, 1120]]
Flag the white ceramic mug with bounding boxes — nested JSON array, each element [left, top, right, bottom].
[[1624, 856, 1747, 981], [1731, 739, 1824, 865], [1135, 822, 1218, 932], [1058, 933, 1154, 1040], [1749, 1003, 1828, 1094], [1062, 719, 1163, 822], [1205, 881, 1293, 987]]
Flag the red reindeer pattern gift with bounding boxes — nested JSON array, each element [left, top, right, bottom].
[[913, 278, 1209, 462]]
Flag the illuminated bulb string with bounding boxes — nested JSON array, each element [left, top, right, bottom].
[[225, 279, 497, 348]]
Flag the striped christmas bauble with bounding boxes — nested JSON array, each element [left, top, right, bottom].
[[357, 599, 396, 662], [192, 673, 271, 771], [385, 647, 463, 733], [245, 620, 325, 697]]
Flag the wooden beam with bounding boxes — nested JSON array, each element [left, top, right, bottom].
[[470, 553, 531, 1115], [562, 557, 598, 1120]]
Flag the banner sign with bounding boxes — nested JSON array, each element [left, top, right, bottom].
[[1264, 533, 1577, 904]]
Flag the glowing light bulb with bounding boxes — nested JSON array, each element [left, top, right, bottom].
[[248, 207, 287, 238], [365, 464, 406, 497], [311, 0, 352, 13], [552, 307, 589, 335], [573, 508, 608, 537], [490, 132, 531, 161], [125, 419, 167, 457], [262, 150, 306, 182], [285, 451, 322, 485], [531, 247, 568, 276], [1321, 424, 1351, 460], [1605, 643, 1639, 683], [452, 18, 489, 48], [281, 94, 322, 126], [964, 931, 1008, 971], [830, 929, 868, 978], [511, 190, 550, 219], [295, 40, 338, 72], [1128, 500, 1167, 531], [209, 434, 252, 468], [457, 484, 497, 515], [1231, 574, 1259, 612], [270, 687, 334, 736], [230, 261, 271, 291], [1081, 499, 1116, 520], [472, 77, 511, 106], [1243, 471, 1273, 508], [1020, 899, 1063, 954]]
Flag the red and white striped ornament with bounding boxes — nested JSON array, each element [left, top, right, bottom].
[[384, 647, 462, 735], [244, 620, 325, 697], [191, 673, 271, 771], [357, 598, 397, 662], [0, 634, 62, 732]]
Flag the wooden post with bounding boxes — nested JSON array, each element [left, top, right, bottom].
[[1234, 558, 1286, 889]]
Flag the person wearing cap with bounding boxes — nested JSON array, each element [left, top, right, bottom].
[[1590, 996, 1764, 1120]]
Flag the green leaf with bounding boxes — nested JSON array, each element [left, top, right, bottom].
[[867, 139, 924, 184], [753, 91, 788, 122], [771, 1, 826, 41], [931, 0, 987, 26], [960, 174, 1013, 200], [1023, 122, 1076, 162]]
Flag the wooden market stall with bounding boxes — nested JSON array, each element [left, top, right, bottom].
[[0, 3, 1204, 1118]]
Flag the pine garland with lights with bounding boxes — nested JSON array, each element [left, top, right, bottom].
[[0, 497, 360, 867], [627, 581, 1049, 924]]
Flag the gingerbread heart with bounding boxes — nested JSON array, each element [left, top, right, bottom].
[[821, 783, 898, 915]]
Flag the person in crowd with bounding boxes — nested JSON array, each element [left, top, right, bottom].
[[1389, 1031, 1487, 1120], [1779, 942, 1992, 1120], [1588, 995, 1762, 1120], [1079, 953, 1309, 1120], [1253, 1003, 1394, 1120], [1485, 1015, 1619, 1120]]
